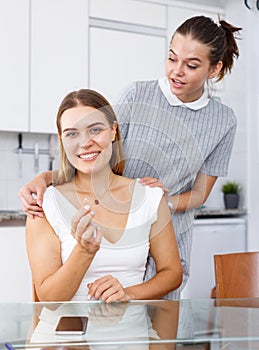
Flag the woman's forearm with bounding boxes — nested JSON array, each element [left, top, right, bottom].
[[125, 266, 182, 300], [169, 173, 217, 213], [169, 190, 204, 212], [43, 170, 58, 186], [38, 244, 95, 301]]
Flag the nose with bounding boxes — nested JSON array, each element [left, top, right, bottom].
[[79, 131, 94, 148], [174, 62, 184, 76]]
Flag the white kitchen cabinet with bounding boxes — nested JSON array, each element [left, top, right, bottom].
[[0, 226, 32, 302], [30, 0, 89, 133], [89, 0, 167, 104], [181, 218, 247, 299], [89, 27, 166, 104], [0, 0, 88, 133], [90, 0, 166, 28], [0, 0, 29, 132]]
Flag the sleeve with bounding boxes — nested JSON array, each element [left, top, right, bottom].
[[200, 113, 237, 177], [147, 186, 164, 224]]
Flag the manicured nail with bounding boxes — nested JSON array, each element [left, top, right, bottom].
[[90, 211, 95, 216], [84, 204, 90, 210]]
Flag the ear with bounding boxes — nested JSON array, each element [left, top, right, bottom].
[[111, 122, 117, 142], [208, 61, 223, 79]]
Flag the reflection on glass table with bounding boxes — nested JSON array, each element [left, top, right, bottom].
[[0, 299, 259, 349]]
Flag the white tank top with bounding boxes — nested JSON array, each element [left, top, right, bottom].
[[42, 181, 163, 301]]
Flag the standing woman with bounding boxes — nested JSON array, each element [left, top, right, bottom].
[[111, 15, 242, 299], [19, 16, 242, 299]]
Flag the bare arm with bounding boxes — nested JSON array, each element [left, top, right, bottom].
[[169, 172, 217, 212], [26, 207, 101, 301], [18, 170, 57, 218], [125, 196, 183, 299], [140, 172, 217, 213]]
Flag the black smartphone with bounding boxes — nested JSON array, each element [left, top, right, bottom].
[[55, 316, 88, 335]]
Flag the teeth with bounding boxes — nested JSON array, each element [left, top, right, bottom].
[[173, 79, 183, 85], [79, 152, 98, 159]]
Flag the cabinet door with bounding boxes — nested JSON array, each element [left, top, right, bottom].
[[30, 0, 89, 133], [0, 0, 29, 132], [90, 0, 166, 28], [181, 220, 246, 299], [89, 27, 166, 104], [0, 227, 32, 302]]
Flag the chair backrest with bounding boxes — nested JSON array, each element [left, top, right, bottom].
[[214, 251, 259, 298]]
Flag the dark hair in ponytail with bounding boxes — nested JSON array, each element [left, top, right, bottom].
[[172, 15, 242, 81]]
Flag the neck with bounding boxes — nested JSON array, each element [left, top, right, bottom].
[[74, 167, 115, 195]]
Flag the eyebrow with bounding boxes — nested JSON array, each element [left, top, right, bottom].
[[169, 49, 202, 63], [62, 121, 107, 133]]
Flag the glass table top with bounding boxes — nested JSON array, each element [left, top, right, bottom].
[[1, 298, 259, 349]]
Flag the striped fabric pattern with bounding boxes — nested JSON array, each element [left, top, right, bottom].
[[114, 80, 237, 299]]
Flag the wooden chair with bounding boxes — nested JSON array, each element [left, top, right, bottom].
[[214, 251, 259, 298]]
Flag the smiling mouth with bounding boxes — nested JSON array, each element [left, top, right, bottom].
[[171, 78, 185, 87], [78, 152, 99, 160]]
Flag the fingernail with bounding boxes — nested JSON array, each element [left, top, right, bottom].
[[90, 211, 95, 216], [87, 294, 92, 300], [84, 204, 90, 210]]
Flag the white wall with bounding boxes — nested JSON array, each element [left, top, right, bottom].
[[0, 132, 58, 210], [245, 4, 259, 250], [205, 0, 248, 210]]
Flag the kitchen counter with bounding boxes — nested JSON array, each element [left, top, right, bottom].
[[195, 207, 247, 219], [0, 210, 26, 226]]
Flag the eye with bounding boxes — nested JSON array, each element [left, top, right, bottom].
[[65, 131, 78, 138], [168, 56, 175, 62], [88, 127, 103, 135], [187, 64, 198, 70]]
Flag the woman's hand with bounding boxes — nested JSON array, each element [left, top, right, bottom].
[[87, 275, 133, 303], [138, 177, 169, 195], [71, 207, 102, 256], [88, 302, 128, 326], [18, 171, 54, 218]]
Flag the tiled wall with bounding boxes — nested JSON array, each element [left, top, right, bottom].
[[0, 131, 58, 210]]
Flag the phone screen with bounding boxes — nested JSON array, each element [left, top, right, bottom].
[[55, 316, 88, 335]]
